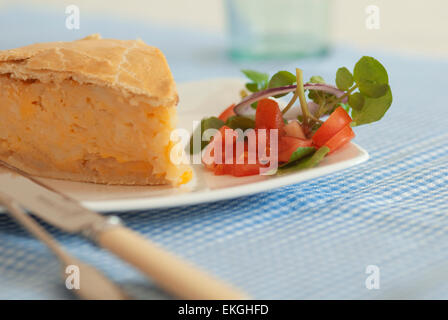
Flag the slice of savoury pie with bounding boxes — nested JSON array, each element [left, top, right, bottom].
[[0, 34, 192, 185]]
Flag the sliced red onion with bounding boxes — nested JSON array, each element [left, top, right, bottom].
[[234, 83, 347, 117]]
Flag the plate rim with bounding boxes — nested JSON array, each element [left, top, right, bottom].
[[80, 142, 369, 212]]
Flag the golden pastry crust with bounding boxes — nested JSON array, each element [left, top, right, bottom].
[[0, 35, 192, 186], [0, 34, 178, 107]]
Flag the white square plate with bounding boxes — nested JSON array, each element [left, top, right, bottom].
[[1, 78, 368, 212]]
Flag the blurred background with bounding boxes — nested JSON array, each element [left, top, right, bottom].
[[1, 0, 446, 83], [1, 0, 447, 56]]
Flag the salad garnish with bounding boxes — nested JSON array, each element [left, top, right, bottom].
[[189, 56, 392, 177], [275, 146, 330, 176]]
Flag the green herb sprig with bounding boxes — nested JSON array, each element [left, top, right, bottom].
[[326, 56, 392, 126], [276, 146, 330, 175], [242, 56, 393, 128]]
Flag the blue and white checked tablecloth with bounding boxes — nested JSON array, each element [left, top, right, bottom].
[[0, 6, 447, 299]]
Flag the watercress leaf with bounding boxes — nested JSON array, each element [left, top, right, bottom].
[[348, 92, 365, 111], [188, 117, 224, 154], [310, 75, 325, 84], [358, 80, 389, 98], [225, 116, 256, 130], [353, 56, 389, 85], [268, 71, 296, 88], [351, 87, 393, 126], [308, 75, 332, 105], [203, 117, 225, 130], [275, 147, 315, 173], [277, 146, 330, 175], [298, 146, 330, 169], [189, 125, 203, 155], [268, 71, 297, 98], [308, 88, 326, 106], [335, 67, 354, 90], [286, 147, 316, 164], [308, 89, 319, 101], [241, 69, 269, 82], [245, 82, 258, 92], [241, 69, 269, 89]]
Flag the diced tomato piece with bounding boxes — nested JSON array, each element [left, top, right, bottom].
[[312, 106, 352, 147], [202, 142, 216, 170], [278, 136, 314, 163], [202, 122, 279, 177], [284, 120, 306, 139], [212, 164, 224, 175], [217, 125, 235, 144], [231, 149, 263, 177], [218, 104, 236, 122], [213, 149, 263, 177], [232, 162, 262, 177], [254, 128, 271, 157], [215, 126, 236, 158], [202, 125, 235, 167], [255, 99, 284, 132], [324, 125, 355, 153]]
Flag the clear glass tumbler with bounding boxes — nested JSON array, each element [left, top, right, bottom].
[[225, 0, 330, 60]]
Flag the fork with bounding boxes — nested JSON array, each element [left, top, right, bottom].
[[0, 193, 128, 300]]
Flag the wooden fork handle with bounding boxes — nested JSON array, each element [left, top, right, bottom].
[[98, 226, 249, 300]]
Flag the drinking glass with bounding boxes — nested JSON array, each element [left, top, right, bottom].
[[225, 0, 330, 59]]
